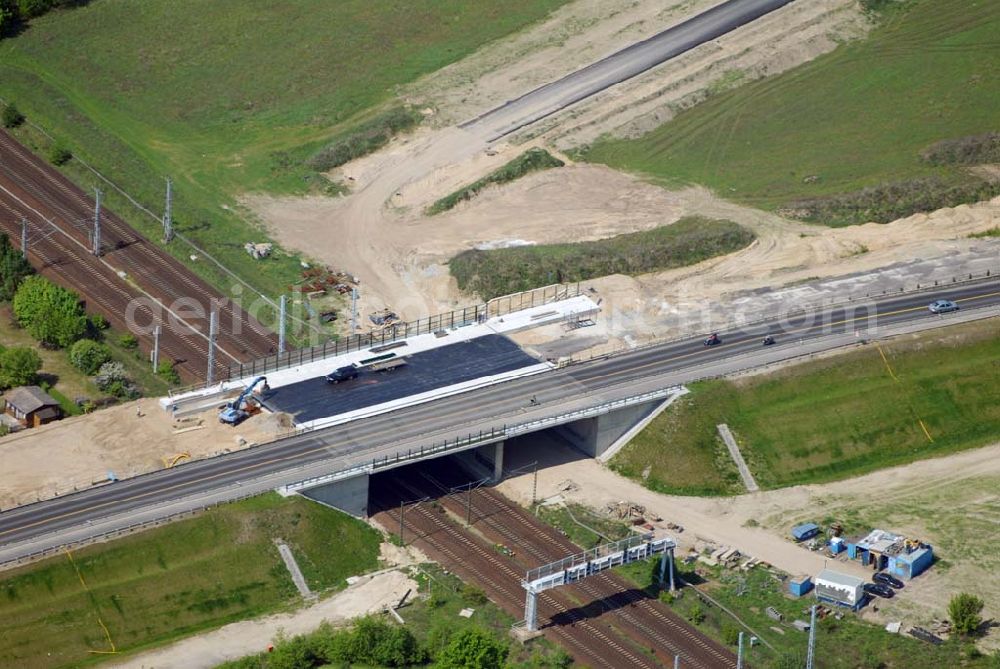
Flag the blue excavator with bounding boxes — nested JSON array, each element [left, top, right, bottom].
[[218, 376, 269, 425]]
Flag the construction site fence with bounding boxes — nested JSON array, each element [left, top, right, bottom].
[[486, 283, 580, 318], [225, 283, 582, 381]]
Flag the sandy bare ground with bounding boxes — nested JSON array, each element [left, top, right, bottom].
[[244, 0, 870, 324], [497, 435, 1000, 649], [405, 0, 868, 147], [0, 399, 288, 510], [250, 148, 1000, 329], [109, 567, 418, 669]]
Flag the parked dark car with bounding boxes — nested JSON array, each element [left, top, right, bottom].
[[325, 365, 359, 384], [864, 582, 895, 599], [703, 333, 721, 346], [873, 572, 904, 589]]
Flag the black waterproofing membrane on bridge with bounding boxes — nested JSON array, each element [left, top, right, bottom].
[[264, 334, 539, 423]]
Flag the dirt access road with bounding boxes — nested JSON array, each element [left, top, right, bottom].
[[498, 435, 1000, 650], [250, 0, 873, 324]]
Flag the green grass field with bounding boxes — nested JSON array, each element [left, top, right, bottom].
[[583, 0, 1000, 216], [0, 0, 568, 298], [0, 494, 381, 669], [612, 320, 1000, 494], [450, 216, 753, 300]]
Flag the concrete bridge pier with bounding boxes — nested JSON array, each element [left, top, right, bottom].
[[453, 440, 505, 482]]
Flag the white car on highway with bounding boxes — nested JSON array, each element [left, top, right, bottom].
[[928, 299, 959, 314]]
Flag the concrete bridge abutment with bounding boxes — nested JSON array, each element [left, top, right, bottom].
[[553, 399, 663, 459]]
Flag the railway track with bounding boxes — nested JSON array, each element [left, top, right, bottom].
[[402, 461, 737, 668], [370, 478, 662, 669], [0, 129, 277, 377], [0, 191, 219, 380]]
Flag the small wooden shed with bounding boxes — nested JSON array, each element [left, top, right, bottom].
[[4, 386, 62, 428]]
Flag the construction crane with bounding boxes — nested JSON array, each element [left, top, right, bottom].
[[218, 376, 269, 426]]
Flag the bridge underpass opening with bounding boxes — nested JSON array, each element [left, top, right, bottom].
[[295, 389, 677, 519]]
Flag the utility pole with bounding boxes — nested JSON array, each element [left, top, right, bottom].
[[673, 656, 680, 669], [206, 310, 218, 385], [163, 177, 174, 242], [532, 461, 538, 507], [278, 294, 287, 354], [350, 287, 358, 333], [20, 218, 27, 259], [398, 500, 405, 546], [152, 325, 161, 371], [466, 483, 474, 526], [92, 188, 102, 256], [806, 604, 817, 669], [736, 632, 744, 669]]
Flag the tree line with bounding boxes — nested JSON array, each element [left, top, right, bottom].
[[0, 0, 90, 38]]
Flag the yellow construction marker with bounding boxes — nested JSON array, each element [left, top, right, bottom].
[[918, 419, 934, 443], [875, 342, 899, 382], [63, 548, 118, 655]]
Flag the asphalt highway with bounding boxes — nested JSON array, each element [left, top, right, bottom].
[[1, 279, 998, 557], [463, 0, 794, 140]]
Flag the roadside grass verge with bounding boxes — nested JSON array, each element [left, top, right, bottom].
[[0, 494, 380, 668], [450, 216, 754, 300], [0, 0, 569, 298], [582, 0, 1000, 219], [426, 148, 565, 215], [614, 560, 997, 668], [612, 319, 1000, 494]]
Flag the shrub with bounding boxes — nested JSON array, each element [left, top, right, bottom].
[[95, 361, 138, 399], [88, 313, 108, 331], [12, 275, 87, 347], [427, 148, 565, 215], [0, 231, 33, 300], [434, 628, 507, 669], [687, 602, 705, 624], [48, 142, 72, 166], [307, 107, 422, 171], [450, 217, 754, 300], [156, 360, 180, 384], [949, 592, 985, 637], [1, 102, 24, 128], [69, 339, 112, 374], [786, 176, 1000, 227], [0, 346, 41, 388], [721, 622, 741, 646], [460, 584, 488, 606], [922, 132, 1000, 166], [118, 333, 138, 349]]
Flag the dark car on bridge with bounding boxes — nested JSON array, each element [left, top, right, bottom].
[[325, 365, 360, 384]]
